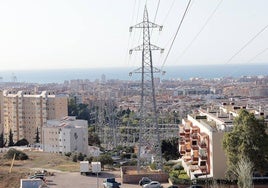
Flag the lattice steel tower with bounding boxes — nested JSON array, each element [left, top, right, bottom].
[[129, 6, 164, 170]]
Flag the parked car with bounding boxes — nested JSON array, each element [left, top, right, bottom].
[[103, 177, 121, 188], [188, 185, 203, 188], [167, 185, 179, 188], [142, 181, 163, 188], [139, 177, 152, 186]]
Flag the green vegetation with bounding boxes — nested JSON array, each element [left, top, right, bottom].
[[161, 137, 180, 161], [35, 127, 40, 143], [223, 109, 268, 178], [168, 162, 190, 185], [0, 132, 5, 147], [4, 148, 29, 160], [14, 138, 29, 146], [92, 154, 113, 170], [88, 131, 101, 146], [233, 157, 254, 188], [8, 129, 14, 147]]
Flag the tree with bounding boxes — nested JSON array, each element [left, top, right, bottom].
[[223, 109, 268, 177], [233, 157, 254, 188], [161, 137, 180, 161], [93, 154, 113, 170], [15, 138, 29, 146], [8, 129, 14, 147], [88, 132, 101, 146], [68, 98, 78, 116], [4, 148, 29, 160], [0, 132, 4, 148], [35, 127, 40, 143]]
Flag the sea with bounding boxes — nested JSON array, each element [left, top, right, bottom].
[[0, 64, 267, 84]]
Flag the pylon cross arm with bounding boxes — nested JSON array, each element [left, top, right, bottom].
[[129, 22, 162, 32], [129, 44, 164, 54]]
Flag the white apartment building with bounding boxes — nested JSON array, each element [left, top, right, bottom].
[[179, 106, 234, 180], [179, 102, 266, 180], [43, 116, 88, 155], [0, 90, 68, 144]]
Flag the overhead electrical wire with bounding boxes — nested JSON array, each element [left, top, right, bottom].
[[125, 0, 138, 66], [153, 0, 161, 22], [225, 24, 268, 64], [161, 0, 176, 25], [175, 0, 223, 62], [246, 47, 268, 64], [160, 0, 192, 71]]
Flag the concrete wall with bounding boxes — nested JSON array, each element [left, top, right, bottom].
[[121, 166, 169, 184]]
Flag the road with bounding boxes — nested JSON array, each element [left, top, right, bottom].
[[45, 171, 172, 188]]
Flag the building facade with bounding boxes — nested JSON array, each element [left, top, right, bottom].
[[179, 107, 233, 179], [179, 102, 267, 179], [0, 90, 68, 144], [43, 116, 88, 155]]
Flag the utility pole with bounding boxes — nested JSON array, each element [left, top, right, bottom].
[[129, 5, 164, 171]]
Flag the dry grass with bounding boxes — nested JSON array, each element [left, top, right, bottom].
[[0, 150, 80, 188]]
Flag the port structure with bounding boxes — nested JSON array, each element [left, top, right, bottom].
[[129, 5, 164, 170]]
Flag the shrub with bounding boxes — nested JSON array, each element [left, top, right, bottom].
[[77, 152, 85, 161], [173, 164, 184, 171], [131, 153, 137, 158], [4, 148, 29, 160], [14, 138, 29, 146], [72, 154, 78, 162], [64, 152, 72, 157]]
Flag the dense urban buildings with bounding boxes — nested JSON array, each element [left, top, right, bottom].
[[0, 74, 267, 180]]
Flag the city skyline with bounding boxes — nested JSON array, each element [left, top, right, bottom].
[[0, 0, 267, 71]]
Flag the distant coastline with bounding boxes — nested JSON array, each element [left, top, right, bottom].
[[0, 64, 267, 84]]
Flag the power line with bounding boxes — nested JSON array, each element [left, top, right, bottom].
[[225, 24, 268, 64], [153, 0, 161, 22], [246, 47, 268, 64], [161, 0, 176, 25], [161, 0, 192, 70], [125, 0, 140, 67], [175, 0, 223, 62]]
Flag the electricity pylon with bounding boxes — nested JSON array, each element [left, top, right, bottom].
[[129, 5, 164, 170]]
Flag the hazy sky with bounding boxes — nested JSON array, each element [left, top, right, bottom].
[[0, 0, 267, 70]]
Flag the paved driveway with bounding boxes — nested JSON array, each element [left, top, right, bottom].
[[45, 171, 171, 188]]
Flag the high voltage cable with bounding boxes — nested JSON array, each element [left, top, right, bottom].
[[175, 0, 223, 62], [225, 24, 268, 64], [226, 47, 268, 77], [161, 0, 176, 25], [161, 0, 192, 71], [246, 47, 268, 64], [153, 0, 161, 22], [125, 0, 137, 66]]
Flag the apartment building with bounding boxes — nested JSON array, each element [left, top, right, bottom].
[[0, 90, 67, 144], [42, 116, 88, 155], [179, 106, 235, 179], [179, 101, 267, 180]]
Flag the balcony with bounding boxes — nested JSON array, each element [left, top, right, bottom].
[[184, 128, 190, 132], [191, 133, 198, 139], [191, 145, 199, 150], [199, 154, 208, 160], [199, 141, 207, 148], [179, 132, 185, 136], [179, 140, 185, 145]]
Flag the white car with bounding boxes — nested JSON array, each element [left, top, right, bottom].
[[142, 181, 163, 188]]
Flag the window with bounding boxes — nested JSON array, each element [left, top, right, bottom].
[[200, 161, 206, 166]]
